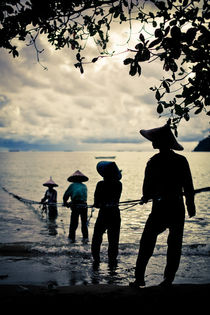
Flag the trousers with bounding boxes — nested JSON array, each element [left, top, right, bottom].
[[135, 212, 184, 283], [69, 203, 88, 241], [91, 209, 121, 262]]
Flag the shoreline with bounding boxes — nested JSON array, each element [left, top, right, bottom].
[[1, 283, 209, 313]]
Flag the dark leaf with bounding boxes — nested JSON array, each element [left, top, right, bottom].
[[194, 107, 203, 114], [164, 26, 170, 36], [137, 64, 141, 76], [139, 33, 145, 43], [175, 104, 183, 116], [155, 1, 166, 11], [153, 21, 157, 28], [186, 28, 197, 44], [155, 90, 161, 101], [171, 26, 181, 39], [155, 28, 163, 38], [123, 0, 128, 7], [162, 80, 170, 93], [123, 58, 133, 65], [148, 38, 162, 48], [92, 57, 98, 63], [12, 49, 19, 58], [157, 103, 163, 114], [149, 12, 154, 18], [184, 113, 190, 121], [129, 63, 137, 76], [109, 7, 115, 14], [80, 64, 84, 74], [74, 62, 80, 69], [135, 43, 143, 50], [169, 60, 178, 72]]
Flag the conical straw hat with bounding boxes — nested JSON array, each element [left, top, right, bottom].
[[43, 176, 58, 187], [67, 170, 89, 182], [140, 124, 183, 151]]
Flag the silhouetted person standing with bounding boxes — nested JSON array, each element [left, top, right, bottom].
[[63, 170, 89, 243], [131, 123, 196, 287], [91, 161, 122, 266], [41, 177, 58, 219]]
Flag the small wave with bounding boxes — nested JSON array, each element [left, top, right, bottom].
[[0, 241, 91, 258], [183, 243, 210, 256], [0, 242, 209, 258], [119, 243, 210, 257], [32, 244, 91, 258]]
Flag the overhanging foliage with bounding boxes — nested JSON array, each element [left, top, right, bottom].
[[0, 0, 209, 132]]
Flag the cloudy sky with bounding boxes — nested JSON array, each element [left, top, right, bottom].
[[0, 19, 209, 152]]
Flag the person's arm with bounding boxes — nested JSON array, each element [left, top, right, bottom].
[[94, 182, 103, 208], [63, 186, 71, 206], [41, 191, 48, 203], [182, 158, 196, 217], [115, 181, 122, 204], [83, 184, 87, 202], [142, 160, 154, 203]]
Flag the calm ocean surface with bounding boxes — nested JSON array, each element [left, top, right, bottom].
[[0, 151, 209, 286]]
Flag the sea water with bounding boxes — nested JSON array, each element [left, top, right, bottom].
[[0, 151, 209, 286]]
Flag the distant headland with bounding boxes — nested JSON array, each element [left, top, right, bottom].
[[193, 136, 210, 152]]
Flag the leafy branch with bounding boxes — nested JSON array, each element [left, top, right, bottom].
[[0, 0, 209, 132]]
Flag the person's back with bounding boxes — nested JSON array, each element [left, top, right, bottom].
[[43, 188, 57, 203], [63, 170, 89, 242], [143, 150, 195, 216], [94, 179, 122, 210], [64, 182, 87, 204]]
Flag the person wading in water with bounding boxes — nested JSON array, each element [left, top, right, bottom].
[[91, 161, 122, 267], [41, 177, 58, 219], [130, 123, 196, 288], [63, 170, 89, 243]]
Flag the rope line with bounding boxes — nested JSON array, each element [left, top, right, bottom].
[[1, 186, 143, 209], [2, 186, 210, 227], [2, 186, 210, 210]]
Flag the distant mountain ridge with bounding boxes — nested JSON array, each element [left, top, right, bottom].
[[193, 136, 210, 152]]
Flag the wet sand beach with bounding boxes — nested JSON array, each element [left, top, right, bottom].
[[1, 283, 209, 313]]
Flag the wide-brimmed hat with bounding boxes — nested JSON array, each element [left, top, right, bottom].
[[139, 124, 183, 151], [96, 161, 122, 180], [43, 176, 58, 187], [67, 170, 89, 182]]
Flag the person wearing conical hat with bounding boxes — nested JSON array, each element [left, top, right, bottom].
[[41, 177, 58, 219], [63, 170, 89, 243], [91, 161, 122, 267], [130, 123, 196, 288]]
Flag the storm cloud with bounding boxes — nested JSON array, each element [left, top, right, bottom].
[[0, 27, 209, 151]]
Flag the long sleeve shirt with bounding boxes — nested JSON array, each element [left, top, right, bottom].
[[63, 182, 87, 203], [41, 188, 57, 203], [94, 180, 122, 209], [142, 150, 196, 217]]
